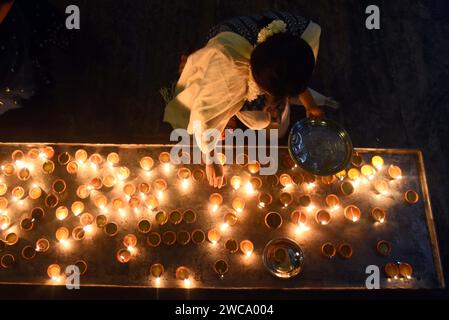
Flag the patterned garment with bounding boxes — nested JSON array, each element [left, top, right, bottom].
[[206, 11, 310, 113], [207, 11, 310, 46]]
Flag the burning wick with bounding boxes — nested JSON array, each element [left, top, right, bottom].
[[83, 225, 93, 233], [181, 179, 190, 190], [163, 163, 171, 174]]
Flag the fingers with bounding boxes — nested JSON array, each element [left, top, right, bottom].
[[217, 176, 224, 189]]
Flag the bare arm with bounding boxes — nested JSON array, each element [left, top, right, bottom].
[[298, 89, 324, 117]]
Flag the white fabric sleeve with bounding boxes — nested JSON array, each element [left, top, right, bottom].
[[187, 48, 248, 154], [301, 21, 321, 61]]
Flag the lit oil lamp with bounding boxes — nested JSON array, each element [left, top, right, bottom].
[[214, 260, 229, 278], [147, 232, 162, 247], [144, 195, 159, 210], [192, 168, 205, 182], [230, 176, 242, 190], [42, 146, 55, 159], [93, 194, 108, 209], [80, 212, 94, 226], [344, 205, 361, 222], [191, 229, 205, 245], [279, 174, 293, 188], [123, 183, 136, 196], [162, 231, 176, 246], [106, 152, 120, 166], [17, 167, 30, 181], [207, 228, 221, 244], [76, 185, 90, 199], [44, 193, 59, 208], [89, 177, 103, 190], [247, 161, 260, 174], [316, 210, 331, 225], [150, 263, 164, 281], [176, 266, 191, 286], [371, 155, 384, 170], [325, 194, 340, 211], [140, 156, 154, 171], [29, 185, 42, 200], [116, 249, 131, 263], [374, 179, 389, 195], [279, 192, 293, 208], [388, 165, 402, 180], [35, 238, 50, 252], [347, 168, 360, 181], [66, 161, 78, 174], [290, 209, 308, 230], [0, 183, 7, 196], [320, 175, 335, 185], [31, 207, 45, 222], [335, 170, 346, 181], [55, 227, 70, 242], [123, 234, 138, 249], [240, 240, 254, 257], [225, 238, 239, 253], [0, 197, 8, 213], [72, 226, 86, 240], [20, 217, 34, 231], [96, 215, 108, 228], [371, 207, 386, 223], [2, 162, 16, 176], [12, 186, 25, 201], [258, 192, 272, 208], [338, 243, 353, 259], [11, 149, 24, 162], [384, 262, 399, 279], [116, 166, 130, 181], [178, 168, 191, 190], [155, 210, 168, 225], [0, 214, 10, 230], [361, 165, 375, 179], [89, 153, 103, 168], [42, 160, 55, 174], [27, 148, 40, 160], [153, 179, 167, 199], [232, 197, 245, 213], [71, 201, 85, 216], [4, 231, 18, 246], [47, 264, 61, 280], [75, 149, 88, 164], [398, 262, 413, 279]]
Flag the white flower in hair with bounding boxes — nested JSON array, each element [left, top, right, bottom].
[[257, 19, 287, 44]]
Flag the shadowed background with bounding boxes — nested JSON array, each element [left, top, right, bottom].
[[0, 0, 448, 299]]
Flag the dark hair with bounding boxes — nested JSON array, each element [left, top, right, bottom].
[[250, 33, 315, 98]]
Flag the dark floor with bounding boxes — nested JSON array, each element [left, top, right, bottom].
[[0, 0, 448, 299]]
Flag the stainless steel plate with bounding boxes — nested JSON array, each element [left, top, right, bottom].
[[288, 118, 353, 176], [263, 238, 304, 279]]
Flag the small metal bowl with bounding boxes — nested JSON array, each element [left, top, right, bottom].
[[262, 238, 304, 279], [288, 118, 353, 176]]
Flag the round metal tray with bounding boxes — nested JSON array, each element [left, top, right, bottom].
[[262, 238, 304, 279], [288, 118, 353, 176]]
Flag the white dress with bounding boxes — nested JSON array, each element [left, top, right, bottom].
[[164, 21, 324, 153]]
